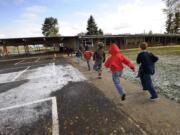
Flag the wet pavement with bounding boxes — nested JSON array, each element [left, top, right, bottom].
[[0, 100, 52, 135], [0, 55, 146, 135], [67, 55, 180, 135], [51, 81, 145, 135]]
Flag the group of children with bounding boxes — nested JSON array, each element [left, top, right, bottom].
[[75, 41, 159, 101]]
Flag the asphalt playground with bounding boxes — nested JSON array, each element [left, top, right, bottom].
[[0, 54, 147, 135]]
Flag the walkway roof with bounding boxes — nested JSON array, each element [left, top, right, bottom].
[[0, 34, 179, 46]]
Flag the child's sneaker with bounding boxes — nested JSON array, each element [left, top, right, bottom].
[[150, 97, 159, 101], [98, 73, 102, 79], [98, 76, 102, 79], [121, 94, 126, 101]]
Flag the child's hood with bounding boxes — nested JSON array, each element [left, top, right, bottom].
[[109, 43, 121, 55]]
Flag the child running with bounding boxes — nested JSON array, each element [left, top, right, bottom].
[[84, 46, 92, 71], [105, 43, 135, 101], [136, 42, 159, 100], [75, 49, 82, 64], [93, 42, 106, 79]]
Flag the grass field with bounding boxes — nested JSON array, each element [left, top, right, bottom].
[[120, 45, 180, 103], [121, 45, 180, 56]]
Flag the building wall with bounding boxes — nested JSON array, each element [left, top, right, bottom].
[[125, 37, 145, 48], [63, 38, 77, 49], [79, 35, 180, 50], [1, 35, 180, 56]]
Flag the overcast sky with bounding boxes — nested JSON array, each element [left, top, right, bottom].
[[0, 0, 166, 38]]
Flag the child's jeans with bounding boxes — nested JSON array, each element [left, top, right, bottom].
[[140, 73, 158, 98], [93, 61, 102, 77], [93, 61, 102, 71], [86, 60, 91, 70], [112, 70, 125, 96], [76, 57, 81, 64]]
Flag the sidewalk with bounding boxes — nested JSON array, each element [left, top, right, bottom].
[[67, 56, 180, 135]]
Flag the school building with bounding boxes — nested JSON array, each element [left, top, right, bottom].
[[0, 34, 180, 56]]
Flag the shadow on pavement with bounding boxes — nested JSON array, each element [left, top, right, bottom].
[[51, 81, 145, 135], [0, 80, 29, 94]]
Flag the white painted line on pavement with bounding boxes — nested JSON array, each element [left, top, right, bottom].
[[12, 66, 30, 81], [0, 97, 53, 111], [52, 97, 60, 135], [120, 127, 125, 133], [0, 63, 47, 73], [0, 96, 60, 135], [0, 66, 26, 72], [0, 62, 56, 73], [14, 60, 24, 65], [118, 109, 148, 135], [0, 75, 54, 84], [0, 55, 52, 62], [18, 61, 35, 65], [0, 57, 36, 62], [127, 117, 148, 135], [35, 58, 40, 63], [53, 63, 56, 75]]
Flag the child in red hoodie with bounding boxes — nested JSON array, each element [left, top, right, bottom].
[[84, 46, 92, 71], [105, 43, 135, 101]]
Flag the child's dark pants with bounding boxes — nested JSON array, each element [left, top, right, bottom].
[[140, 73, 158, 98]]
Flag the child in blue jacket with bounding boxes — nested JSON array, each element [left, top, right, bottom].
[[76, 49, 82, 64], [137, 42, 159, 100]]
